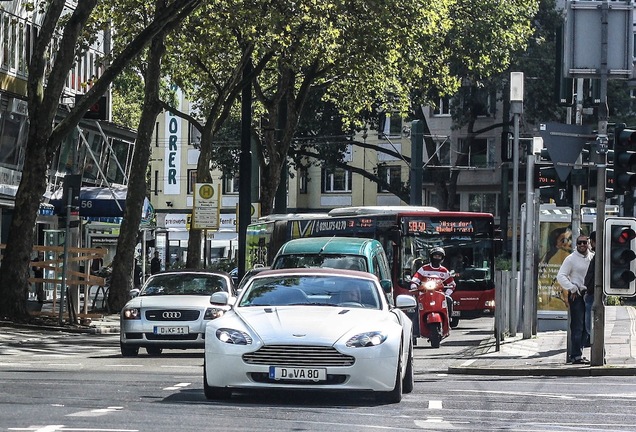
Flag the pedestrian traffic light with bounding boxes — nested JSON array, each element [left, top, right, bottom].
[[612, 124, 636, 195], [604, 217, 636, 297]]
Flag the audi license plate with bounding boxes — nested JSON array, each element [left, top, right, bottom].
[[269, 366, 326, 381], [154, 326, 189, 335]]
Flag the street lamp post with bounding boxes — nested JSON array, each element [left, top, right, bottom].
[[510, 72, 524, 335]]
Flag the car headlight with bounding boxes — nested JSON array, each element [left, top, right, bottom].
[[122, 307, 141, 320], [204, 307, 225, 320], [346, 331, 387, 348], [485, 300, 495, 308], [216, 328, 253, 345]]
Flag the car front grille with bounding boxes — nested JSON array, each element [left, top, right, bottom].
[[242, 345, 355, 367], [145, 309, 200, 321]]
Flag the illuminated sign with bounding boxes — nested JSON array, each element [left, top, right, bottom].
[[404, 218, 475, 235]]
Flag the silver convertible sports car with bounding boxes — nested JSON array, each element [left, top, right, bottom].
[[203, 268, 417, 403], [120, 270, 234, 357]]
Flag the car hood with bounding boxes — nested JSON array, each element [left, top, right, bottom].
[[235, 307, 395, 344], [125, 295, 213, 309]]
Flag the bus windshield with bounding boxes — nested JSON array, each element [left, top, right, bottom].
[[400, 215, 494, 292]]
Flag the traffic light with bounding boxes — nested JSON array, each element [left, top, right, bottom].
[[604, 217, 636, 297], [612, 124, 636, 195]]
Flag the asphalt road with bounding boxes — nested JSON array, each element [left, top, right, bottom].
[[2, 317, 636, 431]]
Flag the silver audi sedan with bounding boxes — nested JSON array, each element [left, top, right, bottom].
[[120, 269, 234, 357]]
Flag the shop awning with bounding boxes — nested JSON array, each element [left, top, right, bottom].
[[49, 185, 127, 217]]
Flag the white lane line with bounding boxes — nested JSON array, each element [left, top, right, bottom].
[[67, 406, 124, 417], [428, 400, 442, 409], [459, 359, 476, 366], [163, 382, 191, 391]]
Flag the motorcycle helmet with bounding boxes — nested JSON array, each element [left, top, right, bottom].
[[429, 247, 445, 266], [429, 247, 445, 259]]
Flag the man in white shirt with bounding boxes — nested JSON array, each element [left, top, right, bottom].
[[556, 234, 593, 364]]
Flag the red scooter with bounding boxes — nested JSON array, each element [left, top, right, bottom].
[[410, 275, 451, 348]]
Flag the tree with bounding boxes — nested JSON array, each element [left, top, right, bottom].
[[0, 0, 202, 322], [408, 0, 540, 210]]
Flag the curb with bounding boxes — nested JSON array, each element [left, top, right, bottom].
[[448, 365, 636, 377]]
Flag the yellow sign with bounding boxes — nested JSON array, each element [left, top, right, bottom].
[[198, 184, 214, 200]]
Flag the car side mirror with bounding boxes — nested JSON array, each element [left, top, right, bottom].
[[395, 294, 417, 309], [210, 291, 229, 305], [129, 288, 140, 299], [380, 279, 392, 294]]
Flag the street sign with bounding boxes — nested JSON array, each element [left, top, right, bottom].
[[192, 183, 219, 229], [538, 122, 594, 182], [563, 1, 634, 79]]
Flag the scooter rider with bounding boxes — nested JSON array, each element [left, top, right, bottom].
[[410, 247, 456, 318]]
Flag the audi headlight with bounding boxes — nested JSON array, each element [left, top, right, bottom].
[[122, 307, 141, 320], [204, 307, 225, 320], [216, 328, 252, 345], [346, 331, 387, 348]]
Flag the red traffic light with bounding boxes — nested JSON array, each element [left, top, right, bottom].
[[613, 226, 636, 245]]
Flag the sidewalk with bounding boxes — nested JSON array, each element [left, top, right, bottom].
[[448, 305, 636, 376]]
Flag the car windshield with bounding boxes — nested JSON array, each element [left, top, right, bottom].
[[272, 254, 368, 271], [238, 274, 380, 309], [140, 274, 228, 296]]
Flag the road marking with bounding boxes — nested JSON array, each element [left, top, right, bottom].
[[459, 359, 476, 366], [9, 427, 137, 432], [67, 406, 124, 417], [428, 400, 442, 409], [163, 382, 191, 391], [453, 389, 577, 400]]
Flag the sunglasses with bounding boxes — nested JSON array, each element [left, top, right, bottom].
[[577, 241, 588, 245]]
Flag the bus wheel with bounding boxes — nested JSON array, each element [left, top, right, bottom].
[[450, 317, 460, 329]]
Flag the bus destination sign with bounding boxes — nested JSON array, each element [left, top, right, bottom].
[[404, 218, 475, 235]]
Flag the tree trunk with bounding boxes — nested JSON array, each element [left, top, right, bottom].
[[0, 133, 50, 320], [108, 28, 166, 313]]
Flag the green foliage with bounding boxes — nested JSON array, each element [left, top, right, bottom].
[[111, 69, 144, 129]]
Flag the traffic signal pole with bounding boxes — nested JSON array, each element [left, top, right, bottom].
[[591, 2, 609, 367]]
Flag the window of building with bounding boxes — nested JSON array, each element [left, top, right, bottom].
[[322, 167, 351, 193], [187, 169, 197, 195], [377, 165, 401, 192], [468, 192, 498, 217], [432, 96, 451, 116], [224, 174, 239, 194], [378, 112, 402, 138], [457, 137, 495, 168], [189, 124, 201, 147], [0, 114, 24, 168], [299, 167, 308, 194]]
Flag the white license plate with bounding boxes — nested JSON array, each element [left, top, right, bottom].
[[269, 366, 326, 381], [451, 311, 460, 317], [154, 326, 189, 335]]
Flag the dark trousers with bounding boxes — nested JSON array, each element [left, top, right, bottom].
[[568, 293, 586, 360]]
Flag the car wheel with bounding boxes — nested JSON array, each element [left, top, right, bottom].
[[402, 340, 414, 394], [428, 323, 442, 348], [375, 346, 403, 404], [146, 347, 163, 356], [203, 361, 231, 400], [120, 344, 139, 357], [450, 317, 460, 328]]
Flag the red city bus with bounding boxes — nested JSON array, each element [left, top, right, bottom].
[[245, 206, 495, 327]]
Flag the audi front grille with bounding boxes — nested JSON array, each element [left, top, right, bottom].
[[145, 309, 200, 321], [242, 345, 355, 367]]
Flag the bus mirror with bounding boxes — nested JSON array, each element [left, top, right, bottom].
[[380, 279, 392, 294]]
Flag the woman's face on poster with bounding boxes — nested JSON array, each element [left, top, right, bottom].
[[556, 231, 572, 250]]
